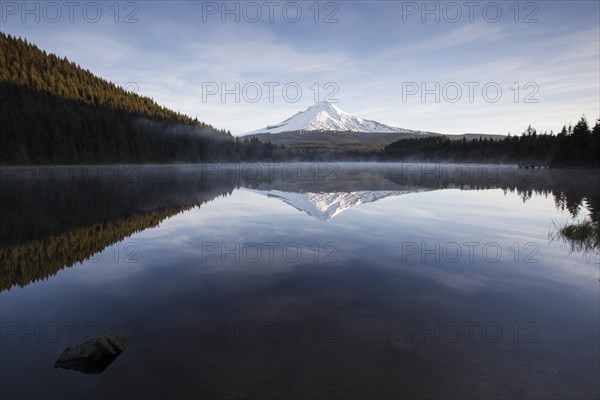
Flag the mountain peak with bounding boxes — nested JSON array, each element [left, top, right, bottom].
[[310, 100, 340, 110], [245, 189, 430, 221], [243, 102, 427, 136]]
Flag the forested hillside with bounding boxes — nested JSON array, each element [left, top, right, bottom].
[[381, 119, 600, 167], [0, 33, 284, 164]]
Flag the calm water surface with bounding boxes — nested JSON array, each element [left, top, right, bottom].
[[1, 163, 598, 399]]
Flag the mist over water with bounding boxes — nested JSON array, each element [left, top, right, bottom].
[[1, 163, 598, 399]]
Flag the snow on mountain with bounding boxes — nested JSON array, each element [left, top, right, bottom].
[[245, 189, 429, 220], [243, 101, 433, 136]]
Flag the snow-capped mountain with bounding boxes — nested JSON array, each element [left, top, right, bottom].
[[243, 101, 434, 136], [246, 189, 428, 221]]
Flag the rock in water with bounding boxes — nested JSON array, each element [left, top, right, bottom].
[[54, 331, 128, 374]]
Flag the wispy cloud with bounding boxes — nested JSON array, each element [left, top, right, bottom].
[[1, 0, 597, 135]]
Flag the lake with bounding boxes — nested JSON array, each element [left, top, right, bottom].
[[1, 163, 598, 399]]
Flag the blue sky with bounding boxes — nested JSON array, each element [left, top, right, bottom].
[[2, 0, 599, 135]]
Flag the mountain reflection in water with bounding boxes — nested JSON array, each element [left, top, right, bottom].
[[1, 163, 599, 399], [1, 163, 598, 292]]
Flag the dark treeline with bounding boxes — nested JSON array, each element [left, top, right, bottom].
[[0, 32, 288, 164], [380, 120, 600, 167]]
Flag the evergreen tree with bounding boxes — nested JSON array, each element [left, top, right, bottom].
[[0, 32, 288, 164]]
